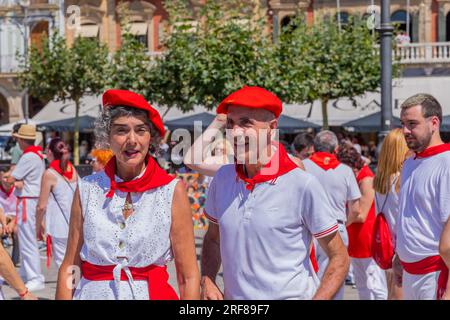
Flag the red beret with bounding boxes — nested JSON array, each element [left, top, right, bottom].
[[102, 89, 165, 136], [217, 86, 282, 118]]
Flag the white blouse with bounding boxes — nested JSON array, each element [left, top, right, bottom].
[[73, 171, 179, 300]]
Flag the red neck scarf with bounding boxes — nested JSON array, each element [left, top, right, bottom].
[[0, 184, 14, 197], [235, 143, 298, 191], [49, 160, 74, 180], [309, 152, 341, 170], [415, 143, 450, 159], [23, 146, 44, 160], [104, 155, 174, 198]]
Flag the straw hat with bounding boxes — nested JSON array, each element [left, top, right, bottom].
[[13, 124, 37, 140]]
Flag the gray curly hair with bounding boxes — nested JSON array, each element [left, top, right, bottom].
[[94, 105, 161, 155]]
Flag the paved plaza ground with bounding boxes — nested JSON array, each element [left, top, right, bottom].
[[2, 229, 359, 300]]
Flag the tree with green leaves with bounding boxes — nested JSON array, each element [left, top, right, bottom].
[[275, 17, 394, 129], [18, 33, 109, 164], [152, 0, 274, 114]]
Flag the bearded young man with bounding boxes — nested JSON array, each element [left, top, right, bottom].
[[200, 86, 349, 300], [397, 93, 450, 300]]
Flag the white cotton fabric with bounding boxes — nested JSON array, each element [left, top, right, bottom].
[[11, 153, 45, 197], [73, 171, 178, 300], [205, 164, 338, 300]]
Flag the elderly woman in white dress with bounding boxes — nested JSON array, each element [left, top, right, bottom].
[[56, 89, 200, 300]]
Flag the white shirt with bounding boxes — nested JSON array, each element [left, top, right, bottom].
[[396, 151, 450, 263], [375, 175, 400, 247], [45, 169, 77, 238], [11, 152, 45, 197], [303, 160, 361, 222], [205, 164, 338, 300], [0, 188, 16, 216], [74, 171, 178, 300]]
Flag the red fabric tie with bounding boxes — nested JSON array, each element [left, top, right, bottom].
[[23, 146, 44, 160], [309, 152, 341, 170], [310, 243, 319, 274], [49, 160, 74, 180], [0, 184, 14, 198], [401, 256, 449, 300], [81, 261, 179, 300], [235, 143, 298, 191], [15, 198, 27, 223], [104, 155, 174, 198], [415, 143, 450, 159], [46, 235, 52, 269]]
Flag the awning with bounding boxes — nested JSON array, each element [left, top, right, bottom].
[[277, 114, 320, 133], [129, 22, 148, 36], [77, 24, 99, 38], [0, 119, 40, 135], [37, 115, 97, 132], [342, 111, 401, 132]]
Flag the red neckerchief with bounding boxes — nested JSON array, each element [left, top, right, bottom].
[[415, 143, 450, 159], [49, 160, 74, 180], [23, 146, 44, 160], [235, 143, 298, 191], [309, 152, 341, 170], [104, 155, 174, 198], [0, 184, 14, 197]]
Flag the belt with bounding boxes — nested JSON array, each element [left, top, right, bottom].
[[15, 197, 38, 223], [401, 256, 449, 300]]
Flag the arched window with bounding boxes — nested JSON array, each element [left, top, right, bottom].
[[129, 21, 149, 48], [0, 93, 9, 125], [391, 10, 413, 42]]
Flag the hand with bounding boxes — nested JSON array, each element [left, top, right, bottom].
[[392, 254, 403, 286], [21, 291, 38, 300], [201, 277, 224, 300], [5, 218, 16, 235], [36, 220, 46, 242], [0, 214, 7, 236]]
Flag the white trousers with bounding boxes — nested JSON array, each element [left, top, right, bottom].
[[352, 257, 388, 300], [17, 198, 45, 283], [315, 223, 348, 300], [403, 270, 440, 300], [50, 236, 68, 269]]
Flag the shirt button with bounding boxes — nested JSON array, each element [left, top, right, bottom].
[[118, 241, 125, 249], [119, 222, 126, 229]]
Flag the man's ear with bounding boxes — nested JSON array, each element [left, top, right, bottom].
[[431, 116, 440, 132], [269, 118, 278, 130]]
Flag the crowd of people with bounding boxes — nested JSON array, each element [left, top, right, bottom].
[[0, 87, 448, 301]]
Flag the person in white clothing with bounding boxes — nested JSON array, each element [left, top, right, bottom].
[[6, 124, 45, 293], [397, 93, 450, 300], [303, 130, 361, 300], [56, 89, 200, 300], [373, 128, 410, 300], [201, 86, 349, 300], [36, 138, 78, 269]]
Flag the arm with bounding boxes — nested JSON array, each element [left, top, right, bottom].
[[183, 114, 227, 177], [0, 244, 37, 299], [347, 177, 374, 225], [170, 181, 201, 300], [0, 208, 6, 235], [200, 222, 223, 300], [313, 231, 350, 300], [439, 217, 450, 300], [345, 199, 361, 226], [55, 187, 84, 300], [36, 170, 56, 241]]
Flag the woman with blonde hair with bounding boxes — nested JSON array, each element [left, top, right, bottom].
[[373, 128, 410, 300]]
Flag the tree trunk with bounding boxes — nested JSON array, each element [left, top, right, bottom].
[[321, 97, 329, 130], [74, 99, 80, 166]]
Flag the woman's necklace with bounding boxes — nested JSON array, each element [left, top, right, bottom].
[[122, 192, 134, 219]]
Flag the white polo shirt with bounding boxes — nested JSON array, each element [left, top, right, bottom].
[[303, 159, 361, 222], [396, 151, 450, 263], [0, 188, 17, 216], [205, 164, 338, 300], [11, 152, 45, 198]]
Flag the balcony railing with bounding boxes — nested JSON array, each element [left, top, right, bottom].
[[395, 42, 450, 65]]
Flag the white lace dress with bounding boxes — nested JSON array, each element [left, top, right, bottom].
[[73, 171, 178, 300]]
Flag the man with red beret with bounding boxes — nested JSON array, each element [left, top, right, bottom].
[[201, 86, 349, 300]]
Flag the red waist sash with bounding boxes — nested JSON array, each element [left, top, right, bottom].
[[81, 260, 179, 300], [15, 196, 39, 223], [401, 255, 449, 300]]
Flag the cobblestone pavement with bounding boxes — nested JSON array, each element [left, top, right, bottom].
[[2, 229, 359, 300]]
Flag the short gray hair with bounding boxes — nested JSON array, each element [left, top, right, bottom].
[[94, 105, 161, 154], [314, 130, 338, 153]]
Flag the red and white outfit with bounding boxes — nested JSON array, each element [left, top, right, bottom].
[[347, 165, 387, 300], [303, 152, 361, 299], [45, 161, 77, 268], [11, 146, 45, 285], [205, 144, 339, 299], [396, 143, 450, 300], [0, 185, 17, 218]]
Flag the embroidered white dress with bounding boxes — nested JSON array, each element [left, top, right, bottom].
[[73, 171, 178, 300]]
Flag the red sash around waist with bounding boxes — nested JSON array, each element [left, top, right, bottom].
[[401, 255, 449, 300], [81, 260, 179, 300], [15, 196, 39, 223]]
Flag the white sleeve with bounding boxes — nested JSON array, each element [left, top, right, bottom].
[[438, 168, 450, 223], [301, 177, 339, 239], [204, 173, 219, 224], [11, 154, 34, 180], [346, 168, 361, 201]]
